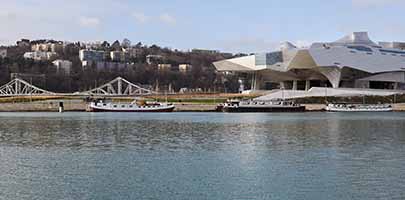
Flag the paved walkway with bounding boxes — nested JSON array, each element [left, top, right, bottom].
[[255, 87, 405, 100]]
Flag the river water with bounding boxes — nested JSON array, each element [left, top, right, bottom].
[[1, 112, 405, 199]]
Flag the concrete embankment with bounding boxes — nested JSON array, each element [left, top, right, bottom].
[[303, 104, 326, 111], [0, 101, 87, 112], [173, 103, 217, 112], [393, 103, 405, 111]]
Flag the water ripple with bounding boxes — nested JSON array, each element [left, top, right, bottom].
[[1, 112, 405, 199]]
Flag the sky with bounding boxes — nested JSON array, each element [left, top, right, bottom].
[[0, 0, 405, 53]]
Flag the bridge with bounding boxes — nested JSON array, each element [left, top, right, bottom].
[[0, 78, 55, 96], [0, 77, 155, 97], [80, 77, 155, 96]]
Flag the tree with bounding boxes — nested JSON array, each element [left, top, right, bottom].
[[101, 41, 110, 48], [111, 40, 121, 50], [135, 42, 143, 48], [122, 38, 131, 48]]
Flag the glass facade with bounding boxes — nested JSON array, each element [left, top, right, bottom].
[[347, 46, 373, 52], [379, 49, 405, 55], [255, 51, 283, 66]]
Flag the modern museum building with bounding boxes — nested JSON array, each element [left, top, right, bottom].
[[213, 32, 405, 91]]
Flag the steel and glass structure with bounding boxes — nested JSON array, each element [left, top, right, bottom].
[[214, 32, 405, 91]]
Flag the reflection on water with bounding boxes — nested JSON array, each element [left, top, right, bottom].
[[1, 112, 405, 199]]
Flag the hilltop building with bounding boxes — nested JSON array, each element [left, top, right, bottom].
[[23, 51, 57, 61], [179, 64, 193, 73], [82, 61, 129, 71], [213, 32, 405, 91], [123, 47, 142, 59], [79, 49, 105, 62], [52, 60, 72, 75], [157, 64, 172, 71], [32, 43, 64, 53], [146, 55, 163, 65], [110, 51, 130, 62], [82, 41, 105, 50]]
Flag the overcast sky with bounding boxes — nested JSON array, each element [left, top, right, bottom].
[[1, 0, 404, 53]]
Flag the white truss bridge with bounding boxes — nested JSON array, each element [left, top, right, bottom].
[[81, 77, 155, 96], [0, 78, 55, 96], [0, 77, 155, 97]]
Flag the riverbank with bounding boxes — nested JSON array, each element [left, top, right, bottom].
[[0, 100, 86, 112], [1, 101, 405, 112], [0, 101, 218, 112], [2, 92, 405, 112]]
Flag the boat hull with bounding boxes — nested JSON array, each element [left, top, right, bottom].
[[222, 106, 306, 113], [325, 108, 393, 112], [88, 105, 175, 112], [325, 104, 393, 112]]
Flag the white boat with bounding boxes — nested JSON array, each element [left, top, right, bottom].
[[87, 100, 175, 112], [325, 103, 393, 112], [217, 99, 306, 112]]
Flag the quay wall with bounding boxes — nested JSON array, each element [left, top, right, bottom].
[[393, 103, 405, 111], [0, 101, 87, 112], [303, 104, 325, 111], [173, 103, 217, 112]]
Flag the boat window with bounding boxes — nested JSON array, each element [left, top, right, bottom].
[[103, 104, 107, 106], [129, 105, 133, 108], [121, 105, 125, 108], [113, 105, 117, 108]]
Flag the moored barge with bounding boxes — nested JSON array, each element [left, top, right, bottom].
[[87, 100, 175, 112], [325, 103, 393, 112], [218, 99, 306, 112]]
